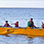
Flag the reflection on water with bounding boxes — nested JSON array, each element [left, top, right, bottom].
[[0, 35, 44, 44]]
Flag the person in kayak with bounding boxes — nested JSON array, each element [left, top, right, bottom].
[[11, 21, 19, 28], [27, 18, 36, 28], [41, 22, 44, 29], [4, 21, 12, 27]]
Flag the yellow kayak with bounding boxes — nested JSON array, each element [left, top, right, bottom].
[[0, 27, 14, 35], [0, 27, 44, 38], [10, 27, 44, 38]]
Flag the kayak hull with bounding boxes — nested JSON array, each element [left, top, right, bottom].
[[11, 27, 44, 38], [0, 27, 44, 38], [0, 27, 14, 35]]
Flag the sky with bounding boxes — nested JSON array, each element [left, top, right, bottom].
[[0, 0, 44, 8]]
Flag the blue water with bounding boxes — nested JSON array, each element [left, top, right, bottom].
[[0, 8, 44, 44], [0, 35, 44, 44], [0, 8, 44, 27]]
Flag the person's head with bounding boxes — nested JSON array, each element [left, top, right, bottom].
[[42, 22, 44, 25], [29, 18, 33, 22], [16, 21, 19, 24], [5, 21, 8, 24]]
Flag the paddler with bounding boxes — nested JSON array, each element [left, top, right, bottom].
[[4, 21, 12, 27], [41, 22, 44, 29], [11, 21, 19, 28], [27, 18, 36, 28]]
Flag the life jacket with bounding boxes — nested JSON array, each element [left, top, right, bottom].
[[5, 24, 9, 27], [42, 26, 44, 29], [15, 23, 18, 27]]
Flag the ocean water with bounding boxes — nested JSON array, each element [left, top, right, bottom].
[[0, 8, 44, 44], [0, 8, 44, 27], [0, 35, 44, 44]]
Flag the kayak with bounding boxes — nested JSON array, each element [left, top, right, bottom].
[[0, 27, 14, 35], [0, 27, 44, 38], [10, 27, 44, 38]]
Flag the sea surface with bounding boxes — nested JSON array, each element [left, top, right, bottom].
[[0, 35, 44, 44], [0, 8, 44, 27], [0, 8, 44, 44]]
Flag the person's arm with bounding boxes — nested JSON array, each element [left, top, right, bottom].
[[32, 22, 36, 28], [8, 24, 12, 27], [11, 23, 15, 25]]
